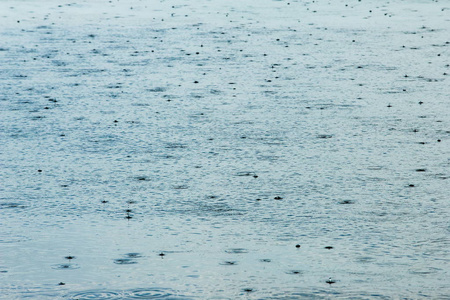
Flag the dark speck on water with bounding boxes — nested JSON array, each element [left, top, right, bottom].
[[317, 134, 333, 139], [339, 200, 354, 204], [288, 270, 302, 275]]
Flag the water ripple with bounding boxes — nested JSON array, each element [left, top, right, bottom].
[[68, 288, 191, 299], [69, 290, 123, 299], [127, 288, 174, 299]]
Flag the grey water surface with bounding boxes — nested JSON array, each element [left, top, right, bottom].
[[1, 0, 449, 299]]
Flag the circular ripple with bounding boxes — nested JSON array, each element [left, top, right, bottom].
[[128, 288, 173, 299], [316, 134, 333, 139], [0, 203, 27, 209], [114, 258, 137, 265], [69, 290, 123, 299], [235, 171, 257, 177], [287, 270, 303, 275], [220, 261, 237, 265], [225, 248, 248, 254], [126, 253, 142, 258], [52, 263, 80, 270]]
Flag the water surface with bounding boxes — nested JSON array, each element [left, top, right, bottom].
[[1, 0, 449, 298]]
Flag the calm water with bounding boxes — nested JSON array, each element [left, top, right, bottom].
[[1, 0, 449, 299]]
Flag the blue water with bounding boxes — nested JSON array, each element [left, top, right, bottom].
[[1, 0, 449, 298]]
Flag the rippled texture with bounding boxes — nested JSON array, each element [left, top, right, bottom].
[[0, 0, 449, 299], [68, 288, 188, 300]]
